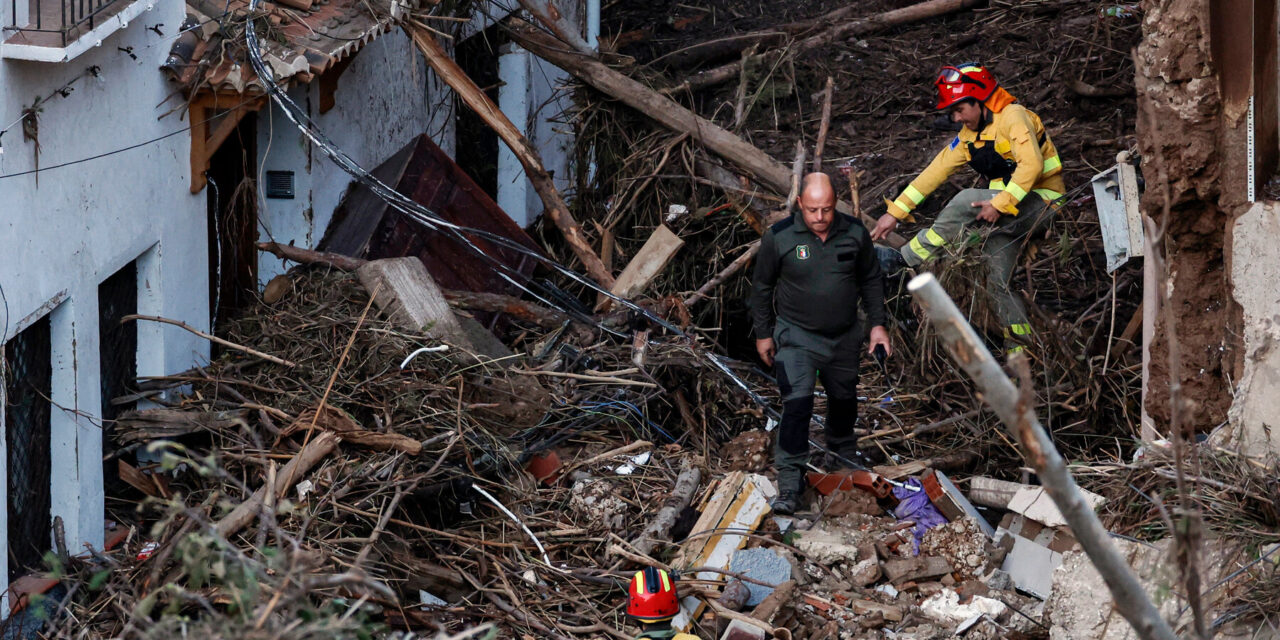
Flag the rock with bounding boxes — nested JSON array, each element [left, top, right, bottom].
[[920, 517, 992, 580], [849, 557, 881, 587], [728, 547, 791, 606], [983, 569, 1013, 592], [568, 477, 628, 530], [719, 579, 750, 611], [793, 527, 860, 565]]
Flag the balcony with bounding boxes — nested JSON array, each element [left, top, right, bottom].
[[2, 0, 156, 62]]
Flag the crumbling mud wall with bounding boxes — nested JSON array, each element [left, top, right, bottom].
[[1134, 0, 1242, 430]]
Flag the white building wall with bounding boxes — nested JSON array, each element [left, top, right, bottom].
[[257, 29, 437, 284], [0, 0, 207, 588]]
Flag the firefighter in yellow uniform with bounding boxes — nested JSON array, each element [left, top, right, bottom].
[[871, 62, 1065, 355]]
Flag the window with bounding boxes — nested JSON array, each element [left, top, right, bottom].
[[99, 260, 137, 482], [4, 315, 52, 583]]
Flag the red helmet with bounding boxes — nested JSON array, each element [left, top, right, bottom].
[[627, 567, 680, 623], [934, 62, 998, 109]]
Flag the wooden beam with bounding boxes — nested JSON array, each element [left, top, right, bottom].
[[189, 93, 266, 194], [405, 24, 616, 289], [602, 224, 684, 309]]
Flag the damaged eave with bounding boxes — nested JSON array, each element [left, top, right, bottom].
[[163, 0, 414, 192]]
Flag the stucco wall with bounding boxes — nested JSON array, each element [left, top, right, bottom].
[[0, 0, 207, 593], [257, 29, 437, 284], [1217, 200, 1280, 456]]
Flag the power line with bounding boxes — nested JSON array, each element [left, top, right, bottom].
[[0, 93, 260, 180]]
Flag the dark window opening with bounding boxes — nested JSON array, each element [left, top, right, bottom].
[[99, 260, 137, 486], [454, 22, 508, 200], [5, 315, 53, 583]]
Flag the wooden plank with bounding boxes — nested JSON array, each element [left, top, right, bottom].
[[671, 473, 776, 633], [608, 224, 684, 301], [356, 257, 471, 346]]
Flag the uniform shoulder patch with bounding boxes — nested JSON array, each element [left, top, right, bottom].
[[770, 217, 795, 233], [949, 136, 960, 150]]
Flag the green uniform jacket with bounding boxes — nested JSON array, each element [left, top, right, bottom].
[[750, 211, 886, 338]]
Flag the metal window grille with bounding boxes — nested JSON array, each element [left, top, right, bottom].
[[4, 315, 53, 584], [99, 261, 137, 481], [5, 0, 129, 47]]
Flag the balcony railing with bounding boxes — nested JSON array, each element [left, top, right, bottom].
[[5, 0, 131, 48]]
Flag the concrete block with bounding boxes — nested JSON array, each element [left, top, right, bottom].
[[728, 548, 790, 607], [919, 588, 1007, 623], [996, 527, 1062, 600]]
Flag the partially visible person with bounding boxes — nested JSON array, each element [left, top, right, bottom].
[[871, 62, 1065, 356], [751, 172, 891, 515], [627, 567, 702, 639]]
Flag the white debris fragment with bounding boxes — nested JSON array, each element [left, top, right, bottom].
[[920, 588, 1007, 623], [296, 479, 314, 501], [615, 450, 652, 475]]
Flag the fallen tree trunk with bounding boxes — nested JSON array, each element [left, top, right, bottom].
[[671, 0, 982, 93], [405, 23, 615, 289], [629, 460, 702, 558], [517, 0, 595, 55], [511, 23, 906, 249], [907, 272, 1178, 640]]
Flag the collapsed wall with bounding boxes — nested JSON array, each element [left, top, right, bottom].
[[1134, 0, 1275, 434]]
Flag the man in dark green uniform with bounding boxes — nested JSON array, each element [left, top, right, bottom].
[[751, 173, 891, 515]]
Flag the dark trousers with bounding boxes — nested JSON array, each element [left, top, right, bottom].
[[772, 318, 862, 491]]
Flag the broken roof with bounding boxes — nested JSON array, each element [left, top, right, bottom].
[[162, 0, 404, 95]]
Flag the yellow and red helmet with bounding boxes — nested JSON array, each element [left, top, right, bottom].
[[934, 62, 998, 109], [627, 567, 679, 623]]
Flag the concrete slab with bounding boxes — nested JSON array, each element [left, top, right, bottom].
[[728, 548, 790, 607]]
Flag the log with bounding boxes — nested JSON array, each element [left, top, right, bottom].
[[405, 24, 614, 289], [516, 0, 595, 54], [683, 241, 761, 307], [907, 272, 1178, 640], [671, 0, 982, 93], [215, 431, 340, 539], [812, 76, 834, 172], [651, 1, 894, 70], [440, 290, 571, 329], [630, 460, 702, 557], [750, 579, 795, 623], [258, 241, 367, 271], [511, 24, 907, 248]]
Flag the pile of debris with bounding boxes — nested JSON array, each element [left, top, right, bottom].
[[12, 256, 1272, 639], [8, 0, 1280, 638]]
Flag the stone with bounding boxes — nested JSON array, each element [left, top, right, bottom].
[[728, 547, 791, 607]]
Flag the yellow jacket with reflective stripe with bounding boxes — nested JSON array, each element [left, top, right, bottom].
[[886, 100, 1064, 220]]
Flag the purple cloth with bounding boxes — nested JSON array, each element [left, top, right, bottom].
[[892, 477, 947, 555]]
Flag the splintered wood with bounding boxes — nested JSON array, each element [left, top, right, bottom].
[[671, 472, 777, 632]]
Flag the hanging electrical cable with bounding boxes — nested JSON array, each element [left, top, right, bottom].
[[241, 2, 782, 426]]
